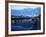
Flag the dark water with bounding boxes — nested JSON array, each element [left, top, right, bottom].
[[11, 17, 41, 31]]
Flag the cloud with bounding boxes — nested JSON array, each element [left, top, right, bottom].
[[11, 5, 39, 10], [11, 5, 41, 17]]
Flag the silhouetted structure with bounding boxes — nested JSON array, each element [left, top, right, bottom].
[[11, 15, 41, 31]]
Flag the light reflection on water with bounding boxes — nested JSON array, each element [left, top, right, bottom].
[[11, 18, 40, 31]]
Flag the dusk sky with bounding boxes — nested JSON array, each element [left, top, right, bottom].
[[11, 6, 41, 17], [11, 6, 39, 10]]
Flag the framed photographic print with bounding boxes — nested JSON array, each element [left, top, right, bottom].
[[5, 1, 45, 36]]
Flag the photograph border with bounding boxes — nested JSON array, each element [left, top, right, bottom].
[[5, 0, 45, 36]]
